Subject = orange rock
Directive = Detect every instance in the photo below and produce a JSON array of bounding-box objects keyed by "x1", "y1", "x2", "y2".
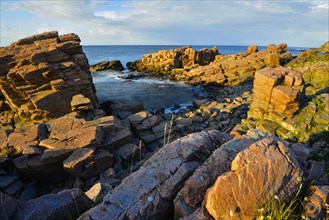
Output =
[{"x1": 0, "y1": 31, "x2": 99, "y2": 122}]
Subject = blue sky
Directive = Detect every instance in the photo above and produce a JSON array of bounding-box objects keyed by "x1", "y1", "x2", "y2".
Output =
[{"x1": 1, "y1": 0, "x2": 328, "y2": 47}]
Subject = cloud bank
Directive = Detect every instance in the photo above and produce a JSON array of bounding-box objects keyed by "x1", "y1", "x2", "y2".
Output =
[{"x1": 1, "y1": 0, "x2": 328, "y2": 47}]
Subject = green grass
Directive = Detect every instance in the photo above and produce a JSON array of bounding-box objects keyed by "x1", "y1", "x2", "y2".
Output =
[{"x1": 256, "y1": 184, "x2": 305, "y2": 220}]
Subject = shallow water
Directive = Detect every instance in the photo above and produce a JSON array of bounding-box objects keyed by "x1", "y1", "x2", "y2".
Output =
[{"x1": 93, "y1": 71, "x2": 204, "y2": 113}]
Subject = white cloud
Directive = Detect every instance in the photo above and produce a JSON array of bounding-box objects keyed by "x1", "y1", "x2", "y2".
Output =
[
  {"x1": 311, "y1": 1, "x2": 329, "y2": 12},
  {"x1": 11, "y1": 0, "x2": 101, "y2": 22},
  {"x1": 1, "y1": 0, "x2": 328, "y2": 46}
]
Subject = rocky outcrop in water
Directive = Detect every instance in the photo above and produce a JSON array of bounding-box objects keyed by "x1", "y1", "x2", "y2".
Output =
[
  {"x1": 90, "y1": 60, "x2": 124, "y2": 72},
  {"x1": 129, "y1": 46, "x2": 219, "y2": 73},
  {"x1": 129, "y1": 43, "x2": 293, "y2": 86},
  {"x1": 0, "y1": 31, "x2": 99, "y2": 126}
]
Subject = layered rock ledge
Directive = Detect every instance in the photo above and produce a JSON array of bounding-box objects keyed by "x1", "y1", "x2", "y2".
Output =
[
  {"x1": 129, "y1": 43, "x2": 292, "y2": 86},
  {"x1": 0, "y1": 31, "x2": 99, "y2": 125}
]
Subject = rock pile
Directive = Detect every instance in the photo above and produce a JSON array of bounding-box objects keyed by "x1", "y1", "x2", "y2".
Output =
[
  {"x1": 0, "y1": 31, "x2": 99, "y2": 125},
  {"x1": 0, "y1": 115, "x2": 132, "y2": 198}
]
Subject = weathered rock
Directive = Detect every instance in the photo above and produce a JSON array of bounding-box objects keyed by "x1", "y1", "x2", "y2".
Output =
[
  {"x1": 248, "y1": 66, "x2": 304, "y2": 120},
  {"x1": 174, "y1": 130, "x2": 264, "y2": 218},
  {"x1": 204, "y1": 137, "x2": 303, "y2": 220},
  {"x1": 90, "y1": 60, "x2": 124, "y2": 72},
  {"x1": 0, "y1": 31, "x2": 99, "y2": 122},
  {"x1": 103, "y1": 127, "x2": 132, "y2": 147},
  {"x1": 101, "y1": 100, "x2": 144, "y2": 116},
  {"x1": 79, "y1": 130, "x2": 230, "y2": 220},
  {"x1": 287, "y1": 41, "x2": 329, "y2": 91},
  {"x1": 13, "y1": 154, "x2": 66, "y2": 182},
  {"x1": 63, "y1": 147, "x2": 95, "y2": 176},
  {"x1": 14, "y1": 188, "x2": 94, "y2": 220},
  {"x1": 85, "y1": 182, "x2": 112, "y2": 204},
  {"x1": 304, "y1": 185, "x2": 329, "y2": 219},
  {"x1": 129, "y1": 44, "x2": 292, "y2": 86}
]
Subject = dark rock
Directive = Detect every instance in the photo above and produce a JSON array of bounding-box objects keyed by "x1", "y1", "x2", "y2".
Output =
[
  {"x1": 90, "y1": 60, "x2": 124, "y2": 72},
  {"x1": 14, "y1": 188, "x2": 94, "y2": 220},
  {"x1": 0, "y1": 192, "x2": 21, "y2": 220},
  {"x1": 0, "y1": 175, "x2": 17, "y2": 190}
]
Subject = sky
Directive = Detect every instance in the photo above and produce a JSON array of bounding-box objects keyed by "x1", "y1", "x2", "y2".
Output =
[{"x1": 0, "y1": 0, "x2": 328, "y2": 47}]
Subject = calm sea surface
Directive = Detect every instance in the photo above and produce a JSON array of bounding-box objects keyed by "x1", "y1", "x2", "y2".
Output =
[{"x1": 83, "y1": 45, "x2": 307, "y2": 112}]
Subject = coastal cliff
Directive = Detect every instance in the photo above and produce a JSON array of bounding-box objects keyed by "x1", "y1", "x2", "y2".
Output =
[{"x1": 0, "y1": 33, "x2": 328, "y2": 220}]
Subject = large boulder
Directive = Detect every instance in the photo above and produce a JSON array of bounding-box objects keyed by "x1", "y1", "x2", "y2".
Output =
[
  {"x1": 204, "y1": 137, "x2": 303, "y2": 220},
  {"x1": 174, "y1": 130, "x2": 268, "y2": 218},
  {"x1": 79, "y1": 130, "x2": 230, "y2": 220},
  {"x1": 0, "y1": 31, "x2": 99, "y2": 123}
]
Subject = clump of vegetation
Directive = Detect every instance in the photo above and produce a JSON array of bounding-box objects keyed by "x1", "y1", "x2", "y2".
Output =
[{"x1": 256, "y1": 184, "x2": 305, "y2": 220}]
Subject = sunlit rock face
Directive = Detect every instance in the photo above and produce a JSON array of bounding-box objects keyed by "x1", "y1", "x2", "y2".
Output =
[{"x1": 0, "y1": 31, "x2": 99, "y2": 123}]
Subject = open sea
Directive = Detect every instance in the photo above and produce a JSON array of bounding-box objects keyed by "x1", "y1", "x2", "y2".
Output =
[{"x1": 83, "y1": 45, "x2": 307, "y2": 112}]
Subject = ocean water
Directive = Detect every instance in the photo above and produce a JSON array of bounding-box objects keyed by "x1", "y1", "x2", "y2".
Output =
[{"x1": 83, "y1": 45, "x2": 307, "y2": 112}]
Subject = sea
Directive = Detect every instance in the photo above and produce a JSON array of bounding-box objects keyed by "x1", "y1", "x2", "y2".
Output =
[{"x1": 83, "y1": 45, "x2": 307, "y2": 113}]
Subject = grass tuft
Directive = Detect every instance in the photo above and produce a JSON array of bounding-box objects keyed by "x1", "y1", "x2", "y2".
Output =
[{"x1": 256, "y1": 183, "x2": 304, "y2": 220}]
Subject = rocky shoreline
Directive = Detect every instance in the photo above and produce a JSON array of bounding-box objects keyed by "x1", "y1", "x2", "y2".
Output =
[{"x1": 0, "y1": 32, "x2": 328, "y2": 220}]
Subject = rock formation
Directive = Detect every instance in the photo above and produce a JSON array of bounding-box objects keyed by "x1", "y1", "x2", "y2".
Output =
[
  {"x1": 0, "y1": 31, "x2": 99, "y2": 124},
  {"x1": 129, "y1": 46, "x2": 219, "y2": 73},
  {"x1": 79, "y1": 130, "x2": 230, "y2": 220},
  {"x1": 287, "y1": 41, "x2": 329, "y2": 92},
  {"x1": 204, "y1": 137, "x2": 302, "y2": 220},
  {"x1": 90, "y1": 60, "x2": 124, "y2": 72},
  {"x1": 129, "y1": 43, "x2": 293, "y2": 86},
  {"x1": 248, "y1": 66, "x2": 304, "y2": 119},
  {"x1": 174, "y1": 130, "x2": 268, "y2": 218}
]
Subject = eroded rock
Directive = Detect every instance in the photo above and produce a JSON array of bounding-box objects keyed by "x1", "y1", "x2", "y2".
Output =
[
  {"x1": 79, "y1": 130, "x2": 230, "y2": 220},
  {"x1": 204, "y1": 137, "x2": 303, "y2": 220},
  {"x1": 0, "y1": 31, "x2": 99, "y2": 123}
]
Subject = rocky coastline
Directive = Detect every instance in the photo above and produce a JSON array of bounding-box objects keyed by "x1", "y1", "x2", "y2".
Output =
[{"x1": 0, "y1": 32, "x2": 328, "y2": 220}]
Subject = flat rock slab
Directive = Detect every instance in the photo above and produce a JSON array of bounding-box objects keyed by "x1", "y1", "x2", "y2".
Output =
[
  {"x1": 79, "y1": 130, "x2": 230, "y2": 220},
  {"x1": 204, "y1": 137, "x2": 303, "y2": 220}
]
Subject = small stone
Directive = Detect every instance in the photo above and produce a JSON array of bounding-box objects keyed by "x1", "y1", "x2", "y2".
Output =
[{"x1": 86, "y1": 182, "x2": 112, "y2": 204}]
